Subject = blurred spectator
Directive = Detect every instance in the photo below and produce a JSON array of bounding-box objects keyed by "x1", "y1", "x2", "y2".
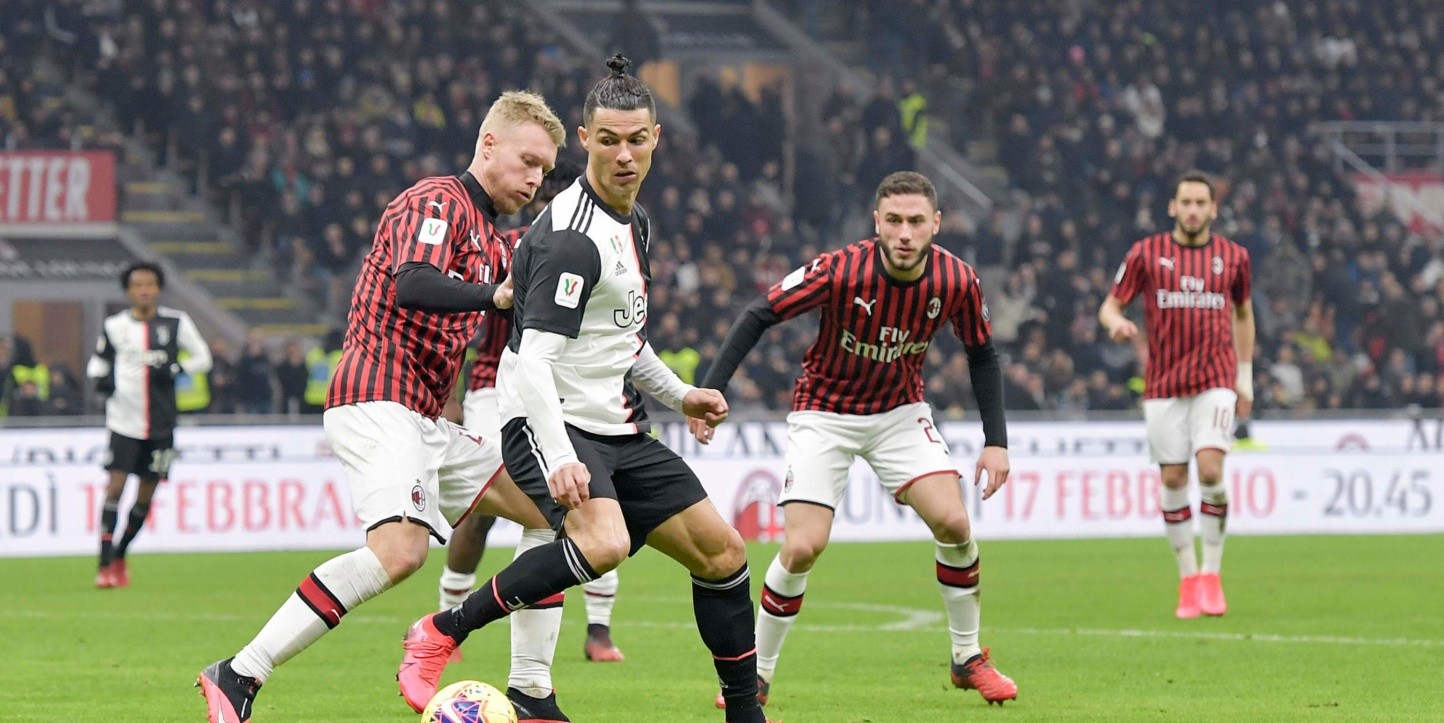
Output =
[
  {"x1": 276, "y1": 339, "x2": 310, "y2": 415},
  {"x1": 44, "y1": 366, "x2": 83, "y2": 416},
  {"x1": 208, "y1": 338, "x2": 237, "y2": 414},
  {"x1": 235, "y1": 330, "x2": 277, "y2": 414}
]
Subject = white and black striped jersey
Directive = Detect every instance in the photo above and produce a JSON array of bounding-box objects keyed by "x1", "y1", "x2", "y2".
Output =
[
  {"x1": 497, "y1": 177, "x2": 656, "y2": 435},
  {"x1": 86, "y1": 307, "x2": 212, "y2": 440}
]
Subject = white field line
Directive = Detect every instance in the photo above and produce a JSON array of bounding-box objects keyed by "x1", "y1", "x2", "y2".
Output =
[{"x1": 4, "y1": 601, "x2": 1439, "y2": 647}]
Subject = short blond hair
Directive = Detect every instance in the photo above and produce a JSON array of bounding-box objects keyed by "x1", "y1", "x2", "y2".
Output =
[{"x1": 478, "y1": 90, "x2": 566, "y2": 148}]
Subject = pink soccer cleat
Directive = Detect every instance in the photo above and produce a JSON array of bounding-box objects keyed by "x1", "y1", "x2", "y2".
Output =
[
  {"x1": 197, "y1": 658, "x2": 260, "y2": 723},
  {"x1": 109, "y1": 559, "x2": 130, "y2": 588},
  {"x1": 583, "y1": 628, "x2": 625, "y2": 662},
  {"x1": 1176, "y1": 574, "x2": 1202, "y2": 619},
  {"x1": 714, "y1": 677, "x2": 770, "y2": 709},
  {"x1": 1197, "y1": 572, "x2": 1227, "y2": 616},
  {"x1": 398, "y1": 614, "x2": 460, "y2": 712},
  {"x1": 950, "y1": 648, "x2": 1018, "y2": 705}
]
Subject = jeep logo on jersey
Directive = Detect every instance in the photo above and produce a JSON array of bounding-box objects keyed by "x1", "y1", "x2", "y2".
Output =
[
  {"x1": 418, "y1": 217, "x2": 448, "y2": 245},
  {"x1": 614, "y1": 289, "x2": 647, "y2": 327},
  {"x1": 411, "y1": 483, "x2": 426, "y2": 511},
  {"x1": 927, "y1": 297, "x2": 941, "y2": 319},
  {"x1": 555, "y1": 272, "x2": 585, "y2": 309}
]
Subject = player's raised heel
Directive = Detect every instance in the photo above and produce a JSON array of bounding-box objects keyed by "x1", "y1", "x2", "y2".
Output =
[
  {"x1": 197, "y1": 657, "x2": 261, "y2": 723},
  {"x1": 1176, "y1": 574, "x2": 1202, "y2": 619},
  {"x1": 1198, "y1": 572, "x2": 1227, "y2": 616},
  {"x1": 950, "y1": 648, "x2": 1018, "y2": 705},
  {"x1": 507, "y1": 686, "x2": 571, "y2": 723},
  {"x1": 583, "y1": 627, "x2": 625, "y2": 662},
  {"x1": 398, "y1": 614, "x2": 460, "y2": 712},
  {"x1": 714, "y1": 677, "x2": 770, "y2": 709}
]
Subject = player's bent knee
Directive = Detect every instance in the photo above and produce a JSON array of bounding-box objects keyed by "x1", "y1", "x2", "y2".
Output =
[
  {"x1": 572, "y1": 529, "x2": 630, "y2": 574},
  {"x1": 781, "y1": 535, "x2": 828, "y2": 570},
  {"x1": 696, "y1": 528, "x2": 748, "y2": 580},
  {"x1": 930, "y1": 510, "x2": 971, "y2": 545}
]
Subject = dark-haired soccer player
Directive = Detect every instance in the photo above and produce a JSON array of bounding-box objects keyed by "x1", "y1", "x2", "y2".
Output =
[
  {"x1": 399, "y1": 56, "x2": 773, "y2": 723},
  {"x1": 439, "y1": 160, "x2": 628, "y2": 702},
  {"x1": 199, "y1": 91, "x2": 566, "y2": 723},
  {"x1": 695, "y1": 171, "x2": 1019, "y2": 707},
  {"x1": 1099, "y1": 170, "x2": 1254, "y2": 619},
  {"x1": 86, "y1": 261, "x2": 212, "y2": 588}
]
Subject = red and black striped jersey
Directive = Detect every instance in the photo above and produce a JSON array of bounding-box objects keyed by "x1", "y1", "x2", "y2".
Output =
[
  {"x1": 1110, "y1": 232, "x2": 1251, "y2": 399},
  {"x1": 767, "y1": 238, "x2": 992, "y2": 415},
  {"x1": 466, "y1": 226, "x2": 524, "y2": 391},
  {"x1": 328, "y1": 173, "x2": 504, "y2": 418}
]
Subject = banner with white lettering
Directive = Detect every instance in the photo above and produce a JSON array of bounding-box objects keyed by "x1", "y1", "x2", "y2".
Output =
[{"x1": 0, "y1": 151, "x2": 117, "y2": 226}]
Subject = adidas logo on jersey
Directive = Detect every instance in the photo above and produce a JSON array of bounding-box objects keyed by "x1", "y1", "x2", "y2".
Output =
[{"x1": 614, "y1": 260, "x2": 627, "y2": 276}]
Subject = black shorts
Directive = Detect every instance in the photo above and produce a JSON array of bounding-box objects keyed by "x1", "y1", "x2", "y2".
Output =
[
  {"x1": 502, "y1": 418, "x2": 709, "y2": 555},
  {"x1": 104, "y1": 432, "x2": 176, "y2": 480}
]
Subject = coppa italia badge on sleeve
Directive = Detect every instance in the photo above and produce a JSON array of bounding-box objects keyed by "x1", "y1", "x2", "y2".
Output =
[
  {"x1": 555, "y1": 272, "x2": 585, "y2": 308},
  {"x1": 417, "y1": 217, "x2": 448, "y2": 245}
]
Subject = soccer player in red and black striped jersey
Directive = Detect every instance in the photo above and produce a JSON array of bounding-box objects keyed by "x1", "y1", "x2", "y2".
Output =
[
  {"x1": 697, "y1": 171, "x2": 1019, "y2": 707},
  {"x1": 1099, "y1": 170, "x2": 1255, "y2": 620},
  {"x1": 438, "y1": 160, "x2": 629, "y2": 683},
  {"x1": 200, "y1": 91, "x2": 569, "y2": 723}
]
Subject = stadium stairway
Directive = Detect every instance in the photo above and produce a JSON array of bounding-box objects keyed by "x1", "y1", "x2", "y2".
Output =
[
  {"x1": 118, "y1": 167, "x2": 331, "y2": 341},
  {"x1": 41, "y1": 50, "x2": 328, "y2": 344}
]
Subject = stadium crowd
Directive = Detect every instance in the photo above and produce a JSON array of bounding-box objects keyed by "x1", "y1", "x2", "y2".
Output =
[{"x1": 2, "y1": 0, "x2": 1443, "y2": 419}]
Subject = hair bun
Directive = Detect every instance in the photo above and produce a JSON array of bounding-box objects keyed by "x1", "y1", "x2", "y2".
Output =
[{"x1": 606, "y1": 54, "x2": 631, "y2": 77}]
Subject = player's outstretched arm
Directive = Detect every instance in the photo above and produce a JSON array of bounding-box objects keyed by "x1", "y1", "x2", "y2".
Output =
[
  {"x1": 1098, "y1": 294, "x2": 1138, "y2": 342},
  {"x1": 965, "y1": 340, "x2": 1010, "y2": 500},
  {"x1": 630, "y1": 342, "x2": 697, "y2": 412},
  {"x1": 698, "y1": 295, "x2": 784, "y2": 397},
  {"x1": 394, "y1": 261, "x2": 506, "y2": 314}
]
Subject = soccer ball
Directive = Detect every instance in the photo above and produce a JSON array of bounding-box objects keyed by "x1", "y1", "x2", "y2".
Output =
[{"x1": 421, "y1": 680, "x2": 517, "y2": 723}]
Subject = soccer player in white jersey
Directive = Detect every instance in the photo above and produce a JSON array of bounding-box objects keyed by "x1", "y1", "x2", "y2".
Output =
[
  {"x1": 398, "y1": 56, "x2": 773, "y2": 723},
  {"x1": 87, "y1": 261, "x2": 212, "y2": 588},
  {"x1": 695, "y1": 172, "x2": 1017, "y2": 707},
  {"x1": 439, "y1": 162, "x2": 628, "y2": 700}
]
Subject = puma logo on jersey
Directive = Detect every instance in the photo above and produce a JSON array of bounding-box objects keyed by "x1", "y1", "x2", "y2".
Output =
[
  {"x1": 853, "y1": 297, "x2": 876, "y2": 315},
  {"x1": 1158, "y1": 257, "x2": 1175, "y2": 269},
  {"x1": 428, "y1": 200, "x2": 447, "y2": 213}
]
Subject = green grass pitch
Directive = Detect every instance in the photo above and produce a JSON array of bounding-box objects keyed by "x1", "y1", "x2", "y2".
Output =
[{"x1": 2, "y1": 535, "x2": 1440, "y2": 721}]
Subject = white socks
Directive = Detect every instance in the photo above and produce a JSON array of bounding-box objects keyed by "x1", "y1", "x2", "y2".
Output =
[
  {"x1": 1161, "y1": 484, "x2": 1199, "y2": 578},
  {"x1": 232, "y1": 547, "x2": 391, "y2": 682},
  {"x1": 584, "y1": 569, "x2": 620, "y2": 627},
  {"x1": 755, "y1": 555, "x2": 809, "y2": 682},
  {"x1": 439, "y1": 566, "x2": 476, "y2": 610},
  {"x1": 1198, "y1": 481, "x2": 1229, "y2": 574},
  {"x1": 508, "y1": 529, "x2": 564, "y2": 699},
  {"x1": 935, "y1": 539, "x2": 982, "y2": 665}
]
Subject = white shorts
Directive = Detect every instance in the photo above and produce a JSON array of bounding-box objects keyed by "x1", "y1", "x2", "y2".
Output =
[
  {"x1": 1142, "y1": 388, "x2": 1237, "y2": 465},
  {"x1": 323, "y1": 401, "x2": 504, "y2": 542},
  {"x1": 462, "y1": 386, "x2": 502, "y2": 439},
  {"x1": 782, "y1": 402, "x2": 958, "y2": 508}
]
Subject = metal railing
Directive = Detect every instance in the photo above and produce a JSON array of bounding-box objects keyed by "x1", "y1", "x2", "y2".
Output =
[{"x1": 1311, "y1": 121, "x2": 1444, "y2": 173}]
